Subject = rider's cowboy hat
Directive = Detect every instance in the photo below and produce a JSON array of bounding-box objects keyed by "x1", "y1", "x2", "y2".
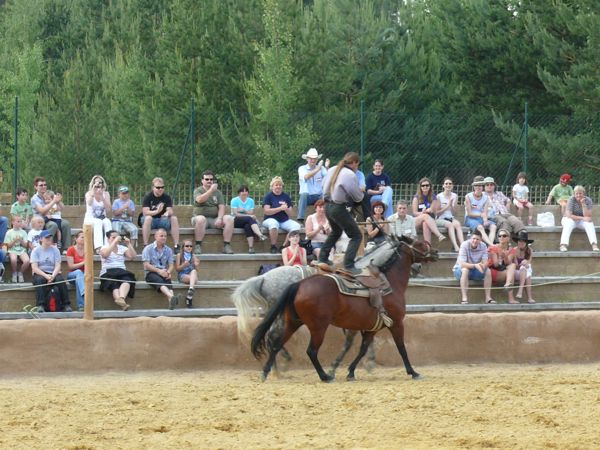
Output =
[{"x1": 302, "y1": 148, "x2": 322, "y2": 160}]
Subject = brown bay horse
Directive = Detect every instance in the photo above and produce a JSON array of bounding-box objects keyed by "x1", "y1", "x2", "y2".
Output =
[{"x1": 251, "y1": 236, "x2": 439, "y2": 382}]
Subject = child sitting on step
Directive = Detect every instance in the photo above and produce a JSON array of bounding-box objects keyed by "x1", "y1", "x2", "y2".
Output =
[{"x1": 175, "y1": 239, "x2": 200, "y2": 308}]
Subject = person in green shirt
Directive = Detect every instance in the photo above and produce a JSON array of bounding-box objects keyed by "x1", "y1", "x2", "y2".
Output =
[
  {"x1": 545, "y1": 173, "x2": 574, "y2": 216},
  {"x1": 10, "y1": 187, "x2": 34, "y2": 230}
]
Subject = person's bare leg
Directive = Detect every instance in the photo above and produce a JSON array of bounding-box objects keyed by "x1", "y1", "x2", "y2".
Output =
[
  {"x1": 170, "y1": 216, "x2": 180, "y2": 245},
  {"x1": 193, "y1": 216, "x2": 207, "y2": 241}
]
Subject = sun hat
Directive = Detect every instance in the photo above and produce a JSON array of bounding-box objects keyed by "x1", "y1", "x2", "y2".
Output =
[
  {"x1": 118, "y1": 185, "x2": 129, "y2": 193},
  {"x1": 471, "y1": 176, "x2": 485, "y2": 186},
  {"x1": 482, "y1": 176, "x2": 496, "y2": 186},
  {"x1": 302, "y1": 148, "x2": 322, "y2": 160},
  {"x1": 513, "y1": 230, "x2": 534, "y2": 244}
]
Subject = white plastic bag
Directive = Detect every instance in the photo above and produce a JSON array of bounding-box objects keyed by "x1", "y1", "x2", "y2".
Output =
[{"x1": 536, "y1": 212, "x2": 555, "y2": 227}]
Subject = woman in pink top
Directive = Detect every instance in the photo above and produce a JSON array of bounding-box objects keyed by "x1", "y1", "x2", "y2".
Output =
[
  {"x1": 281, "y1": 230, "x2": 307, "y2": 266},
  {"x1": 66, "y1": 230, "x2": 85, "y2": 310}
]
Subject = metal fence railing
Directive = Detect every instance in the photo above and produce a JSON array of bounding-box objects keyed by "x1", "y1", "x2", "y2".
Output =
[{"x1": 2, "y1": 97, "x2": 600, "y2": 204}]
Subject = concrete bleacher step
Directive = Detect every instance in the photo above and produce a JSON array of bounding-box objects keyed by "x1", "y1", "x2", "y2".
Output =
[{"x1": 2, "y1": 275, "x2": 599, "y2": 313}]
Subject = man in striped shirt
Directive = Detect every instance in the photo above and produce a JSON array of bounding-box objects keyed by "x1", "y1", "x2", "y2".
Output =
[{"x1": 453, "y1": 230, "x2": 494, "y2": 304}]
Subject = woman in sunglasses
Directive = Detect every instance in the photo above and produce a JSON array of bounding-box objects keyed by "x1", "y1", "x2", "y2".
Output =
[
  {"x1": 436, "y1": 177, "x2": 464, "y2": 252},
  {"x1": 488, "y1": 228, "x2": 518, "y2": 304},
  {"x1": 412, "y1": 177, "x2": 446, "y2": 245},
  {"x1": 175, "y1": 239, "x2": 200, "y2": 308}
]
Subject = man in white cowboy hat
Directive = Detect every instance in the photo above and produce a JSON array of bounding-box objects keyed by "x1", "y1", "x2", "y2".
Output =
[
  {"x1": 483, "y1": 176, "x2": 526, "y2": 237},
  {"x1": 297, "y1": 147, "x2": 330, "y2": 222}
]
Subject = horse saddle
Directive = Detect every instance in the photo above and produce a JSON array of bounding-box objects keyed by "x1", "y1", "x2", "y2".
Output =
[{"x1": 322, "y1": 271, "x2": 392, "y2": 299}]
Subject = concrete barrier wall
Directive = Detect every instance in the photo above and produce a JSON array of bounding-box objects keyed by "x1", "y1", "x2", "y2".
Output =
[{"x1": 1, "y1": 312, "x2": 600, "y2": 376}]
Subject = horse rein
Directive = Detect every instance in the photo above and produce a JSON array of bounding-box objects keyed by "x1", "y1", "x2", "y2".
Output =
[{"x1": 396, "y1": 239, "x2": 433, "y2": 261}]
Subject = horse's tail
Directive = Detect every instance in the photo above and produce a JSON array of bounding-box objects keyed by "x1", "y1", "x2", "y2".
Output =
[
  {"x1": 232, "y1": 275, "x2": 269, "y2": 340},
  {"x1": 251, "y1": 282, "x2": 300, "y2": 359}
]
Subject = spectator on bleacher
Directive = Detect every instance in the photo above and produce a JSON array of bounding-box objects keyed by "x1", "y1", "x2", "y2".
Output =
[
  {"x1": 453, "y1": 229, "x2": 494, "y2": 305},
  {"x1": 30, "y1": 176, "x2": 72, "y2": 251},
  {"x1": 304, "y1": 199, "x2": 331, "y2": 259},
  {"x1": 141, "y1": 177, "x2": 181, "y2": 254},
  {"x1": 175, "y1": 239, "x2": 199, "y2": 308},
  {"x1": 281, "y1": 230, "x2": 307, "y2": 266},
  {"x1": 31, "y1": 230, "x2": 72, "y2": 313},
  {"x1": 316, "y1": 152, "x2": 364, "y2": 274},
  {"x1": 99, "y1": 230, "x2": 137, "y2": 311},
  {"x1": 464, "y1": 176, "x2": 496, "y2": 246},
  {"x1": 297, "y1": 148, "x2": 329, "y2": 223},
  {"x1": 263, "y1": 176, "x2": 301, "y2": 254},
  {"x1": 487, "y1": 228, "x2": 518, "y2": 304},
  {"x1": 66, "y1": 230, "x2": 86, "y2": 310},
  {"x1": 412, "y1": 177, "x2": 446, "y2": 245},
  {"x1": 513, "y1": 230, "x2": 536, "y2": 304},
  {"x1": 84, "y1": 175, "x2": 112, "y2": 252},
  {"x1": 545, "y1": 173, "x2": 573, "y2": 216},
  {"x1": 4, "y1": 215, "x2": 30, "y2": 283},
  {"x1": 192, "y1": 170, "x2": 234, "y2": 255},
  {"x1": 559, "y1": 185, "x2": 599, "y2": 252},
  {"x1": 366, "y1": 159, "x2": 393, "y2": 219},
  {"x1": 436, "y1": 177, "x2": 463, "y2": 252},
  {"x1": 27, "y1": 215, "x2": 45, "y2": 251},
  {"x1": 112, "y1": 185, "x2": 138, "y2": 249},
  {"x1": 10, "y1": 187, "x2": 33, "y2": 230},
  {"x1": 43, "y1": 190, "x2": 63, "y2": 252},
  {"x1": 512, "y1": 172, "x2": 535, "y2": 226},
  {"x1": 366, "y1": 201, "x2": 389, "y2": 247},
  {"x1": 389, "y1": 200, "x2": 417, "y2": 239},
  {"x1": 230, "y1": 185, "x2": 267, "y2": 255},
  {"x1": 142, "y1": 228, "x2": 181, "y2": 309},
  {"x1": 0, "y1": 205, "x2": 8, "y2": 248},
  {"x1": 484, "y1": 177, "x2": 525, "y2": 238},
  {"x1": 353, "y1": 167, "x2": 370, "y2": 222}
]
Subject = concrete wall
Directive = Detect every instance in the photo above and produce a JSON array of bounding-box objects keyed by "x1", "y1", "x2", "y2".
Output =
[{"x1": 1, "y1": 312, "x2": 599, "y2": 376}]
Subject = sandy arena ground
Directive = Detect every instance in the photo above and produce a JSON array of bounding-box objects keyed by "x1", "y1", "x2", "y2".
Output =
[{"x1": 2, "y1": 363, "x2": 599, "y2": 449}]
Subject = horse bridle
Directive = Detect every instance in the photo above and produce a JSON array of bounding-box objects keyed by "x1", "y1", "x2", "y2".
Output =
[{"x1": 395, "y1": 238, "x2": 433, "y2": 261}]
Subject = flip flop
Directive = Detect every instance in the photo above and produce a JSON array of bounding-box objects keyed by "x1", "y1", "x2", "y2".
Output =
[
  {"x1": 508, "y1": 299, "x2": 520, "y2": 304},
  {"x1": 486, "y1": 299, "x2": 496, "y2": 304},
  {"x1": 460, "y1": 300, "x2": 469, "y2": 305},
  {"x1": 528, "y1": 299, "x2": 536, "y2": 304}
]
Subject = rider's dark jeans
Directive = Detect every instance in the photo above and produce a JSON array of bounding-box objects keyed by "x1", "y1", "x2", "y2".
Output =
[{"x1": 318, "y1": 202, "x2": 362, "y2": 269}]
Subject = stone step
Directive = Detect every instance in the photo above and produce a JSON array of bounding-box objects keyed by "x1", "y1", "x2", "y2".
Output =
[
  {"x1": 3, "y1": 246, "x2": 597, "y2": 287},
  {"x1": 1, "y1": 275, "x2": 599, "y2": 313}
]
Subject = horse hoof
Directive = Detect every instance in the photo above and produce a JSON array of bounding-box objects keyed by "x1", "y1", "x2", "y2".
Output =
[
  {"x1": 346, "y1": 375, "x2": 356, "y2": 382},
  {"x1": 260, "y1": 372, "x2": 268, "y2": 382},
  {"x1": 411, "y1": 373, "x2": 423, "y2": 380},
  {"x1": 321, "y1": 375, "x2": 334, "y2": 383}
]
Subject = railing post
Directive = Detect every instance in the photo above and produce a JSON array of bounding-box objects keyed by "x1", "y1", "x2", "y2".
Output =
[
  {"x1": 83, "y1": 224, "x2": 95, "y2": 320},
  {"x1": 524, "y1": 101, "x2": 528, "y2": 174},
  {"x1": 191, "y1": 97, "x2": 196, "y2": 202},
  {"x1": 360, "y1": 100, "x2": 365, "y2": 166},
  {"x1": 13, "y1": 96, "x2": 18, "y2": 200}
]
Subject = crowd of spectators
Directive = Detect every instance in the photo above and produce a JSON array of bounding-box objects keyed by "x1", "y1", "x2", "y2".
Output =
[{"x1": 0, "y1": 157, "x2": 594, "y2": 310}]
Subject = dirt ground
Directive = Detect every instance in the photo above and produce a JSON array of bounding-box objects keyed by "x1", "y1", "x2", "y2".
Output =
[{"x1": 2, "y1": 363, "x2": 599, "y2": 449}]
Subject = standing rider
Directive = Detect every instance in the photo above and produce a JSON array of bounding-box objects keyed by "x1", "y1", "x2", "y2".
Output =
[{"x1": 317, "y1": 152, "x2": 364, "y2": 275}]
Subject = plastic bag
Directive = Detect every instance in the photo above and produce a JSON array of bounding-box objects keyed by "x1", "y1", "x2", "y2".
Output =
[{"x1": 536, "y1": 212, "x2": 555, "y2": 227}]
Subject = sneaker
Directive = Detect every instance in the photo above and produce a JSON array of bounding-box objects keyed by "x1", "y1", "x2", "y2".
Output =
[
  {"x1": 223, "y1": 243, "x2": 234, "y2": 254},
  {"x1": 559, "y1": 244, "x2": 568, "y2": 252},
  {"x1": 36, "y1": 305, "x2": 45, "y2": 313},
  {"x1": 194, "y1": 243, "x2": 202, "y2": 255},
  {"x1": 248, "y1": 247, "x2": 255, "y2": 254},
  {"x1": 64, "y1": 305, "x2": 73, "y2": 312},
  {"x1": 0, "y1": 262, "x2": 4, "y2": 279},
  {"x1": 174, "y1": 244, "x2": 181, "y2": 255},
  {"x1": 17, "y1": 272, "x2": 24, "y2": 283},
  {"x1": 186, "y1": 288, "x2": 194, "y2": 308},
  {"x1": 78, "y1": 306, "x2": 85, "y2": 312},
  {"x1": 169, "y1": 293, "x2": 181, "y2": 310},
  {"x1": 11, "y1": 273, "x2": 18, "y2": 283},
  {"x1": 270, "y1": 245, "x2": 279, "y2": 254}
]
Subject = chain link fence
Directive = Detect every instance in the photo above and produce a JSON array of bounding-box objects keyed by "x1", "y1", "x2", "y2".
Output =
[{"x1": 2, "y1": 98, "x2": 600, "y2": 205}]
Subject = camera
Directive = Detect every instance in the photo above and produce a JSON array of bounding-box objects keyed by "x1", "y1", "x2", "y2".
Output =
[{"x1": 120, "y1": 232, "x2": 130, "y2": 241}]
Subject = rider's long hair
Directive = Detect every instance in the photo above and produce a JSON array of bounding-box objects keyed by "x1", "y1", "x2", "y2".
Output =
[{"x1": 327, "y1": 152, "x2": 360, "y2": 195}]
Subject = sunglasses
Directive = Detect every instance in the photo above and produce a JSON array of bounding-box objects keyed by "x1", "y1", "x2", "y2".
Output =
[
  {"x1": 184, "y1": 244, "x2": 193, "y2": 247},
  {"x1": 154, "y1": 186, "x2": 165, "y2": 189},
  {"x1": 498, "y1": 234, "x2": 509, "y2": 238},
  {"x1": 203, "y1": 178, "x2": 214, "y2": 182},
  {"x1": 421, "y1": 184, "x2": 430, "y2": 187}
]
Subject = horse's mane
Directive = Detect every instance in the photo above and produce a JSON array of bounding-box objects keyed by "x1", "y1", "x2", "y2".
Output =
[{"x1": 355, "y1": 235, "x2": 412, "y2": 271}]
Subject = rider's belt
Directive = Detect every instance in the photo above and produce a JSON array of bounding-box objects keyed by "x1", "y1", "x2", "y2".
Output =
[{"x1": 325, "y1": 199, "x2": 346, "y2": 205}]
